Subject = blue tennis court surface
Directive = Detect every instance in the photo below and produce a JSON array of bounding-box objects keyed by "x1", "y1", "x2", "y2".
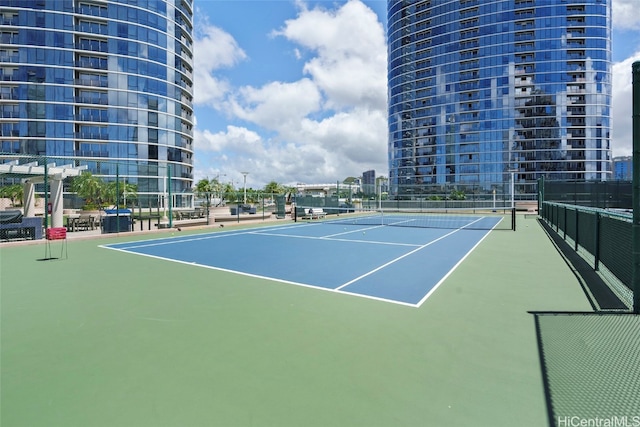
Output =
[{"x1": 102, "y1": 219, "x2": 500, "y2": 307}]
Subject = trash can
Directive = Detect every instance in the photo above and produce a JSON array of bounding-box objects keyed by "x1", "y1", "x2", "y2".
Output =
[{"x1": 102, "y1": 209, "x2": 132, "y2": 233}]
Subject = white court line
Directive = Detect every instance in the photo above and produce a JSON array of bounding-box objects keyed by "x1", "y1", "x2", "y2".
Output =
[
  {"x1": 335, "y1": 216, "x2": 485, "y2": 291},
  {"x1": 320, "y1": 224, "x2": 386, "y2": 238},
  {"x1": 99, "y1": 222, "x2": 317, "y2": 251},
  {"x1": 248, "y1": 230, "x2": 420, "y2": 248},
  {"x1": 413, "y1": 217, "x2": 500, "y2": 307},
  {"x1": 101, "y1": 247, "x2": 419, "y2": 308}
]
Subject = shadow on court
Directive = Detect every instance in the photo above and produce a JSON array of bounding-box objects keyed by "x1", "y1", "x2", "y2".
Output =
[
  {"x1": 538, "y1": 219, "x2": 628, "y2": 311},
  {"x1": 531, "y1": 312, "x2": 640, "y2": 427}
]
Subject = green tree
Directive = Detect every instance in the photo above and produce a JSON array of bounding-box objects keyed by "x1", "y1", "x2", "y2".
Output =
[
  {"x1": 223, "y1": 182, "x2": 237, "y2": 203},
  {"x1": 195, "y1": 177, "x2": 227, "y2": 207},
  {"x1": 282, "y1": 186, "x2": 296, "y2": 203},
  {"x1": 264, "y1": 181, "x2": 283, "y2": 195},
  {"x1": 104, "y1": 181, "x2": 137, "y2": 207},
  {"x1": 449, "y1": 189, "x2": 466, "y2": 200},
  {"x1": 343, "y1": 177, "x2": 358, "y2": 185},
  {"x1": 0, "y1": 184, "x2": 24, "y2": 207},
  {"x1": 194, "y1": 178, "x2": 213, "y2": 207},
  {"x1": 210, "y1": 177, "x2": 225, "y2": 205},
  {"x1": 71, "y1": 172, "x2": 105, "y2": 209}
]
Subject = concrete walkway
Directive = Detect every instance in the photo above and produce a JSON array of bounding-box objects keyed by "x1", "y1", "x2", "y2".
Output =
[{"x1": 0, "y1": 212, "x2": 291, "y2": 246}]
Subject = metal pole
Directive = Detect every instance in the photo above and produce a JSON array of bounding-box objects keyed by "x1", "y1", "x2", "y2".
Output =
[
  {"x1": 168, "y1": 165, "x2": 173, "y2": 228},
  {"x1": 43, "y1": 160, "x2": 48, "y2": 229},
  {"x1": 539, "y1": 175, "x2": 545, "y2": 214},
  {"x1": 632, "y1": 61, "x2": 640, "y2": 313},
  {"x1": 511, "y1": 171, "x2": 515, "y2": 209},
  {"x1": 116, "y1": 163, "x2": 120, "y2": 231}
]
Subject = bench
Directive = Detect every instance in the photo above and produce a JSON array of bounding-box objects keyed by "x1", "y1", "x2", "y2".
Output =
[
  {"x1": 0, "y1": 211, "x2": 43, "y2": 241},
  {"x1": 67, "y1": 214, "x2": 100, "y2": 232},
  {"x1": 303, "y1": 208, "x2": 326, "y2": 220}
]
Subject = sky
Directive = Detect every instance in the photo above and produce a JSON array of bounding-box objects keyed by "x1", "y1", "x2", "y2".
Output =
[{"x1": 191, "y1": 0, "x2": 640, "y2": 190}]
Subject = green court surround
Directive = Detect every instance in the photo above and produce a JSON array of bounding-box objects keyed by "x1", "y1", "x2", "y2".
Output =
[{"x1": 0, "y1": 218, "x2": 605, "y2": 426}]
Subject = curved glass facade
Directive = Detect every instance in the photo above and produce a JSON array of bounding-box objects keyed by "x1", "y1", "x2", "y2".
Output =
[
  {"x1": 0, "y1": 0, "x2": 194, "y2": 207},
  {"x1": 388, "y1": 0, "x2": 611, "y2": 198}
]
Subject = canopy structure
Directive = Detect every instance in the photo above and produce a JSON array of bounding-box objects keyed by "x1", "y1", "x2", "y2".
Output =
[{"x1": 0, "y1": 159, "x2": 87, "y2": 228}]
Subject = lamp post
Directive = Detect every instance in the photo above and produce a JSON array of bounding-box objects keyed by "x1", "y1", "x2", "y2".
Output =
[{"x1": 241, "y1": 172, "x2": 249, "y2": 205}]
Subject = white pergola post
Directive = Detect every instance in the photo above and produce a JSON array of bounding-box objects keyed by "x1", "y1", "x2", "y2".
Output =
[
  {"x1": 50, "y1": 177, "x2": 64, "y2": 228},
  {"x1": 23, "y1": 180, "x2": 36, "y2": 217}
]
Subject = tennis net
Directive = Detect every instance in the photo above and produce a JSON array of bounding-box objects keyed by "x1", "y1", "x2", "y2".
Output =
[{"x1": 294, "y1": 206, "x2": 516, "y2": 231}]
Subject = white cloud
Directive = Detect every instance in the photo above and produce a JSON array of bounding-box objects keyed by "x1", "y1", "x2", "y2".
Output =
[
  {"x1": 193, "y1": 109, "x2": 387, "y2": 187},
  {"x1": 613, "y1": 0, "x2": 640, "y2": 30},
  {"x1": 228, "y1": 79, "x2": 323, "y2": 131},
  {"x1": 192, "y1": 0, "x2": 389, "y2": 187},
  {"x1": 194, "y1": 125, "x2": 262, "y2": 153},
  {"x1": 274, "y1": 0, "x2": 387, "y2": 111},
  {"x1": 611, "y1": 51, "x2": 640, "y2": 157},
  {"x1": 192, "y1": 22, "x2": 247, "y2": 106}
]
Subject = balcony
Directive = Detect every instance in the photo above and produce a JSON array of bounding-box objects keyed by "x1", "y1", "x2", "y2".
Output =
[
  {"x1": 76, "y1": 78, "x2": 108, "y2": 88},
  {"x1": 75, "y1": 131, "x2": 109, "y2": 140}
]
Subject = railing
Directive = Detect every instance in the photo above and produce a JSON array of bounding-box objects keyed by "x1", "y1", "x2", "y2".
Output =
[{"x1": 541, "y1": 202, "x2": 633, "y2": 308}]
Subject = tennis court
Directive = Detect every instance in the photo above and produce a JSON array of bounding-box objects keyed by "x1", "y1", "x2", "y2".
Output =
[
  {"x1": 102, "y1": 212, "x2": 504, "y2": 306},
  {"x1": 2, "y1": 215, "x2": 607, "y2": 426}
]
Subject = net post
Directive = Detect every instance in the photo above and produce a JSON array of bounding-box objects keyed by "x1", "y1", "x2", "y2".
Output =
[{"x1": 512, "y1": 207, "x2": 516, "y2": 231}]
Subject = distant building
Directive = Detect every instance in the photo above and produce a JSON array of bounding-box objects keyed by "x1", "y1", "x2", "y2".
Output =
[
  {"x1": 613, "y1": 156, "x2": 632, "y2": 180},
  {"x1": 362, "y1": 170, "x2": 376, "y2": 195},
  {"x1": 387, "y1": 0, "x2": 612, "y2": 199}
]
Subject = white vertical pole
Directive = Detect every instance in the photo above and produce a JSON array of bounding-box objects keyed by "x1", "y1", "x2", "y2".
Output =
[
  {"x1": 510, "y1": 171, "x2": 515, "y2": 209},
  {"x1": 241, "y1": 172, "x2": 249, "y2": 204}
]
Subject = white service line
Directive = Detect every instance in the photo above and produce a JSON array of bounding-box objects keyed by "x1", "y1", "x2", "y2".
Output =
[
  {"x1": 320, "y1": 224, "x2": 386, "y2": 238},
  {"x1": 249, "y1": 231, "x2": 420, "y2": 247}
]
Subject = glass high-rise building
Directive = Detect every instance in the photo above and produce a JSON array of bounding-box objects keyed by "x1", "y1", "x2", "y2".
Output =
[
  {"x1": 362, "y1": 169, "x2": 376, "y2": 196},
  {"x1": 613, "y1": 156, "x2": 632, "y2": 180},
  {"x1": 0, "y1": 0, "x2": 194, "y2": 207},
  {"x1": 387, "y1": 0, "x2": 612, "y2": 199}
]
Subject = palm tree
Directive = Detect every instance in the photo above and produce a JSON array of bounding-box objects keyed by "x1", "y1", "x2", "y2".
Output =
[
  {"x1": 283, "y1": 185, "x2": 296, "y2": 204},
  {"x1": 223, "y1": 182, "x2": 237, "y2": 203},
  {"x1": 0, "y1": 184, "x2": 24, "y2": 207},
  {"x1": 71, "y1": 172, "x2": 105, "y2": 209},
  {"x1": 104, "y1": 181, "x2": 138, "y2": 207},
  {"x1": 264, "y1": 181, "x2": 283, "y2": 195},
  {"x1": 210, "y1": 177, "x2": 225, "y2": 206},
  {"x1": 194, "y1": 178, "x2": 214, "y2": 208}
]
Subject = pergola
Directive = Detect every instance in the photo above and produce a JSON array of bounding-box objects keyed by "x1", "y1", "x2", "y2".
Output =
[{"x1": 0, "y1": 159, "x2": 87, "y2": 228}]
